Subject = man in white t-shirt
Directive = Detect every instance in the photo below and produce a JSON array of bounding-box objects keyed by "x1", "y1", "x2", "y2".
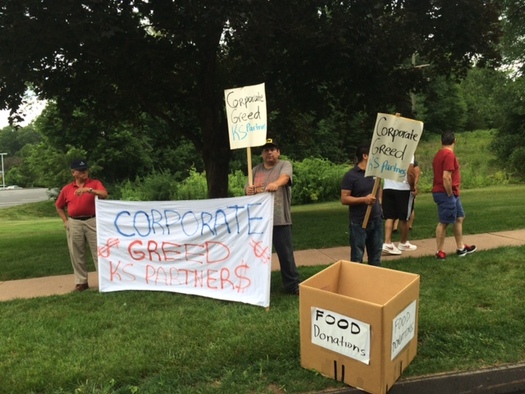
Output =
[{"x1": 381, "y1": 156, "x2": 417, "y2": 255}]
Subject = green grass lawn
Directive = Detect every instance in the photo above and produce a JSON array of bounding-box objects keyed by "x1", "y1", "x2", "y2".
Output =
[{"x1": 1, "y1": 184, "x2": 525, "y2": 393}]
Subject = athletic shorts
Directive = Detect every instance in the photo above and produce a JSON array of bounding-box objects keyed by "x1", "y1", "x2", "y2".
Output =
[
  {"x1": 433, "y1": 193, "x2": 465, "y2": 224},
  {"x1": 382, "y1": 189, "x2": 413, "y2": 220}
]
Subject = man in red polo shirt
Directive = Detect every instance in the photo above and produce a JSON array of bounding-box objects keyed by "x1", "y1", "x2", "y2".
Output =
[
  {"x1": 432, "y1": 132, "x2": 476, "y2": 260},
  {"x1": 56, "y1": 159, "x2": 108, "y2": 291}
]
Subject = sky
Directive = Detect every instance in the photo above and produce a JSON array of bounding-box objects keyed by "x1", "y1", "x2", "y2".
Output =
[{"x1": 0, "y1": 99, "x2": 47, "y2": 128}]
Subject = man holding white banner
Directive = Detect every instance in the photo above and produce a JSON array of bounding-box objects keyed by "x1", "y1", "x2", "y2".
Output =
[{"x1": 245, "y1": 138, "x2": 300, "y2": 295}]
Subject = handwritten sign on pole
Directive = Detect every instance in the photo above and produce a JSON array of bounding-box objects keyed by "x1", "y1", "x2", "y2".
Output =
[
  {"x1": 224, "y1": 83, "x2": 267, "y2": 149},
  {"x1": 96, "y1": 193, "x2": 274, "y2": 308},
  {"x1": 365, "y1": 113, "x2": 424, "y2": 182}
]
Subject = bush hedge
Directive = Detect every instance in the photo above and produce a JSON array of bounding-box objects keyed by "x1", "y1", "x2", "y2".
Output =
[{"x1": 115, "y1": 159, "x2": 350, "y2": 205}]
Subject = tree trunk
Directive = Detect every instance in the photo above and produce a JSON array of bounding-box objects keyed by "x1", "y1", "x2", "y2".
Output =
[{"x1": 200, "y1": 100, "x2": 231, "y2": 199}]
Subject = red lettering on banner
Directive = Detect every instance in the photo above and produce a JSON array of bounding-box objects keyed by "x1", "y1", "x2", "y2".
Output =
[
  {"x1": 128, "y1": 239, "x2": 231, "y2": 264},
  {"x1": 207, "y1": 269, "x2": 218, "y2": 289},
  {"x1": 184, "y1": 243, "x2": 205, "y2": 264},
  {"x1": 129, "y1": 240, "x2": 146, "y2": 260},
  {"x1": 98, "y1": 238, "x2": 120, "y2": 258},
  {"x1": 147, "y1": 240, "x2": 162, "y2": 262},
  {"x1": 109, "y1": 261, "x2": 136, "y2": 282},
  {"x1": 109, "y1": 261, "x2": 122, "y2": 281},
  {"x1": 195, "y1": 268, "x2": 204, "y2": 287},
  {"x1": 162, "y1": 241, "x2": 182, "y2": 261},
  {"x1": 220, "y1": 268, "x2": 234, "y2": 289},
  {"x1": 134, "y1": 264, "x2": 251, "y2": 291}
]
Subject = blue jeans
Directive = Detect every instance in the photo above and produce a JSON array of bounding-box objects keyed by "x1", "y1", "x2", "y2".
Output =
[
  {"x1": 273, "y1": 225, "x2": 301, "y2": 293},
  {"x1": 349, "y1": 217, "x2": 383, "y2": 266}
]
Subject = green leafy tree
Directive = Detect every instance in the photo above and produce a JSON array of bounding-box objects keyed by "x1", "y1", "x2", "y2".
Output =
[
  {"x1": 500, "y1": 0, "x2": 525, "y2": 74},
  {"x1": 492, "y1": 0, "x2": 525, "y2": 176},
  {"x1": 459, "y1": 68, "x2": 509, "y2": 130},
  {"x1": 0, "y1": 124, "x2": 41, "y2": 156},
  {"x1": 31, "y1": 103, "x2": 203, "y2": 186},
  {"x1": 418, "y1": 76, "x2": 467, "y2": 133},
  {"x1": 494, "y1": 76, "x2": 525, "y2": 178},
  {"x1": 0, "y1": 0, "x2": 502, "y2": 197}
]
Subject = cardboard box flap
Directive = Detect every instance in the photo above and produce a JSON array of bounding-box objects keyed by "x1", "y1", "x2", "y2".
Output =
[
  {"x1": 300, "y1": 261, "x2": 343, "y2": 293},
  {"x1": 337, "y1": 261, "x2": 418, "y2": 304}
]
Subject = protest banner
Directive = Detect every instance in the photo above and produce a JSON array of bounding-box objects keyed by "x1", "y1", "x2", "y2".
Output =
[
  {"x1": 362, "y1": 113, "x2": 424, "y2": 228},
  {"x1": 96, "y1": 193, "x2": 274, "y2": 308},
  {"x1": 224, "y1": 82, "x2": 267, "y2": 185}
]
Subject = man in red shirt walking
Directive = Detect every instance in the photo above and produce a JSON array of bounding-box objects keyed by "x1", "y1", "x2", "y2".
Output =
[
  {"x1": 56, "y1": 159, "x2": 108, "y2": 291},
  {"x1": 432, "y1": 132, "x2": 476, "y2": 260}
]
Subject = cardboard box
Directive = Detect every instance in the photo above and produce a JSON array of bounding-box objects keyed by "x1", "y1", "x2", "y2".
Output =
[{"x1": 300, "y1": 260, "x2": 420, "y2": 394}]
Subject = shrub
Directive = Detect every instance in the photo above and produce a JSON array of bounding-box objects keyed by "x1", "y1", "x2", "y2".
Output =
[
  {"x1": 119, "y1": 171, "x2": 178, "y2": 201},
  {"x1": 175, "y1": 168, "x2": 208, "y2": 200},
  {"x1": 228, "y1": 170, "x2": 248, "y2": 197},
  {"x1": 292, "y1": 158, "x2": 348, "y2": 205}
]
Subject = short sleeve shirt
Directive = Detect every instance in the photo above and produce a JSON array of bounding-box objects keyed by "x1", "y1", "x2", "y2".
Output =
[
  {"x1": 432, "y1": 148, "x2": 460, "y2": 196},
  {"x1": 55, "y1": 178, "x2": 106, "y2": 217},
  {"x1": 252, "y1": 160, "x2": 293, "y2": 226},
  {"x1": 341, "y1": 165, "x2": 381, "y2": 224}
]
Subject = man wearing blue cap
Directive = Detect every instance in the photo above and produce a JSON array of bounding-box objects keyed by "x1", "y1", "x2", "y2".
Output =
[{"x1": 56, "y1": 159, "x2": 108, "y2": 291}]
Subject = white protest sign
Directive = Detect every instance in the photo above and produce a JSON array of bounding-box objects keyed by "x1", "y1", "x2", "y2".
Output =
[
  {"x1": 224, "y1": 83, "x2": 267, "y2": 149},
  {"x1": 96, "y1": 193, "x2": 274, "y2": 308},
  {"x1": 391, "y1": 300, "x2": 417, "y2": 360},
  {"x1": 365, "y1": 113, "x2": 423, "y2": 182},
  {"x1": 311, "y1": 307, "x2": 371, "y2": 365}
]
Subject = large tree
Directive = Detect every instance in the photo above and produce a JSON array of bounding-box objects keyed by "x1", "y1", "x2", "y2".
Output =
[{"x1": 0, "y1": 0, "x2": 502, "y2": 197}]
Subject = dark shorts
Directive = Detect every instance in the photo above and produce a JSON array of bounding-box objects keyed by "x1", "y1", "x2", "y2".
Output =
[
  {"x1": 433, "y1": 193, "x2": 465, "y2": 224},
  {"x1": 382, "y1": 189, "x2": 413, "y2": 220}
]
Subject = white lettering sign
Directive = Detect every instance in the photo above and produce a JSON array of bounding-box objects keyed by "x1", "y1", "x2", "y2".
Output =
[
  {"x1": 365, "y1": 113, "x2": 424, "y2": 182},
  {"x1": 224, "y1": 83, "x2": 268, "y2": 149},
  {"x1": 391, "y1": 300, "x2": 417, "y2": 360},
  {"x1": 96, "y1": 194, "x2": 274, "y2": 308},
  {"x1": 311, "y1": 307, "x2": 371, "y2": 365}
]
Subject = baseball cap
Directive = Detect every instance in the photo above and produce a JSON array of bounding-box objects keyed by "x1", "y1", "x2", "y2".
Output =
[
  {"x1": 262, "y1": 138, "x2": 279, "y2": 149},
  {"x1": 70, "y1": 159, "x2": 89, "y2": 170}
]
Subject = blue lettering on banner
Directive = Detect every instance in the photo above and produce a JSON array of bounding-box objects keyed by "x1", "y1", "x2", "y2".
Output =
[{"x1": 113, "y1": 204, "x2": 263, "y2": 238}]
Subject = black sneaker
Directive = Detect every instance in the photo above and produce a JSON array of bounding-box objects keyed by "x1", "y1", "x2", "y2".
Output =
[{"x1": 457, "y1": 244, "x2": 477, "y2": 257}]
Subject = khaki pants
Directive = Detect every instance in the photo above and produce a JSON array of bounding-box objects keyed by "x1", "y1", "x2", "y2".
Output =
[{"x1": 66, "y1": 217, "x2": 98, "y2": 285}]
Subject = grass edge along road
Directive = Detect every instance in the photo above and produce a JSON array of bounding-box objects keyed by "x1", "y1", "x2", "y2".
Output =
[{"x1": 1, "y1": 185, "x2": 525, "y2": 393}]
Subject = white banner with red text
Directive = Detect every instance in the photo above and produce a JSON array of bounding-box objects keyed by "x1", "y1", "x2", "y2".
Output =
[{"x1": 96, "y1": 193, "x2": 274, "y2": 307}]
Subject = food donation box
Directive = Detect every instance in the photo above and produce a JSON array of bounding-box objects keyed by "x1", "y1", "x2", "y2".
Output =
[{"x1": 300, "y1": 260, "x2": 420, "y2": 394}]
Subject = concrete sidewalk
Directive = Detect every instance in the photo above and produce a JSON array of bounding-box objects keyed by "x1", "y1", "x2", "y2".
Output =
[{"x1": 1, "y1": 229, "x2": 524, "y2": 302}]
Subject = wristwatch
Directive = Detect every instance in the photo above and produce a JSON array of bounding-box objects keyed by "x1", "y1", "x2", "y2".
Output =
[{"x1": 89, "y1": 188, "x2": 93, "y2": 194}]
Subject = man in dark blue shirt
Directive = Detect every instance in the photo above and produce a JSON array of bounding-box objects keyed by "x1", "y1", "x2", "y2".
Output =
[{"x1": 341, "y1": 143, "x2": 383, "y2": 266}]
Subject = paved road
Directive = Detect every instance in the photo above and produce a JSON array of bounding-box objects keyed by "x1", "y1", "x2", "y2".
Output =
[{"x1": 0, "y1": 188, "x2": 50, "y2": 208}]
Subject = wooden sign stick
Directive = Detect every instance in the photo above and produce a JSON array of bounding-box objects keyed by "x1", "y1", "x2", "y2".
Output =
[
  {"x1": 247, "y1": 147, "x2": 253, "y2": 186},
  {"x1": 361, "y1": 177, "x2": 381, "y2": 229}
]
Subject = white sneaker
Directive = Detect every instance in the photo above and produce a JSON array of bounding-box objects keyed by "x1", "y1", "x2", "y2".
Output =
[
  {"x1": 382, "y1": 243, "x2": 402, "y2": 255},
  {"x1": 398, "y1": 241, "x2": 417, "y2": 251}
]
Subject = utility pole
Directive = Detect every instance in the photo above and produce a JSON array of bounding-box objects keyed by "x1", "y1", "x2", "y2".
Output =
[{"x1": 0, "y1": 153, "x2": 6, "y2": 189}]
